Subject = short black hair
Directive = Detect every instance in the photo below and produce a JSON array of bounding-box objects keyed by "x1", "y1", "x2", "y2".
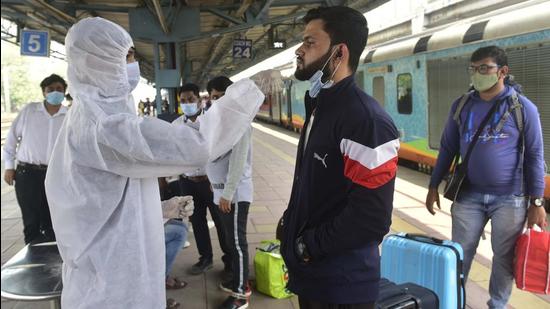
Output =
[
  {"x1": 40, "y1": 74, "x2": 67, "y2": 92},
  {"x1": 471, "y1": 46, "x2": 508, "y2": 67},
  {"x1": 302, "y1": 6, "x2": 369, "y2": 73},
  {"x1": 207, "y1": 76, "x2": 233, "y2": 94},
  {"x1": 179, "y1": 83, "x2": 200, "y2": 97}
]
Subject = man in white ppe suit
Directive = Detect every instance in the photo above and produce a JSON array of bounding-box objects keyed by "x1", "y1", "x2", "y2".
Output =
[{"x1": 44, "y1": 17, "x2": 263, "y2": 309}]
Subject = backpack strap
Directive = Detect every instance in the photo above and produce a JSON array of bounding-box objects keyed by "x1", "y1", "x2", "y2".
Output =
[
  {"x1": 511, "y1": 92, "x2": 524, "y2": 134},
  {"x1": 494, "y1": 92, "x2": 523, "y2": 133},
  {"x1": 453, "y1": 92, "x2": 473, "y2": 128}
]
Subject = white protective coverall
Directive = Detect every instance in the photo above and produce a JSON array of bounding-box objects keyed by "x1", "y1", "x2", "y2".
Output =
[{"x1": 44, "y1": 17, "x2": 263, "y2": 309}]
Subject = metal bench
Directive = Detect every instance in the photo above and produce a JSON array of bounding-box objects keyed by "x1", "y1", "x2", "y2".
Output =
[{"x1": 1, "y1": 241, "x2": 62, "y2": 309}]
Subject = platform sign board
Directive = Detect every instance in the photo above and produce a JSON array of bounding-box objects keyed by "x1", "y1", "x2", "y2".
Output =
[
  {"x1": 20, "y1": 30, "x2": 50, "y2": 57},
  {"x1": 233, "y1": 39, "x2": 252, "y2": 59}
]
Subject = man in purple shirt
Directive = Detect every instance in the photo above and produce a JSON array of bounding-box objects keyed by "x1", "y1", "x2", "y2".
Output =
[{"x1": 426, "y1": 46, "x2": 546, "y2": 309}]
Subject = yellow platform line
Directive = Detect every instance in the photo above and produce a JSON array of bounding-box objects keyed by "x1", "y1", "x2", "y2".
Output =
[{"x1": 390, "y1": 215, "x2": 548, "y2": 309}]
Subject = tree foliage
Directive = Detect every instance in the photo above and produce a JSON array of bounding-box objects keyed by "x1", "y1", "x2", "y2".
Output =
[{"x1": 1, "y1": 41, "x2": 44, "y2": 112}]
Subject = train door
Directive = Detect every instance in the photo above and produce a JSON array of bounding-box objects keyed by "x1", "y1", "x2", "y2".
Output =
[
  {"x1": 355, "y1": 69, "x2": 366, "y2": 91},
  {"x1": 290, "y1": 80, "x2": 308, "y2": 130},
  {"x1": 272, "y1": 90, "x2": 281, "y2": 124},
  {"x1": 280, "y1": 80, "x2": 292, "y2": 128},
  {"x1": 426, "y1": 56, "x2": 470, "y2": 149},
  {"x1": 372, "y1": 76, "x2": 385, "y2": 107}
]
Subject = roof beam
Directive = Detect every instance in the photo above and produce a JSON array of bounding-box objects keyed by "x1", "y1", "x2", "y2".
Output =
[
  {"x1": 181, "y1": 10, "x2": 307, "y2": 43},
  {"x1": 31, "y1": 0, "x2": 76, "y2": 23},
  {"x1": 1, "y1": 0, "x2": 133, "y2": 13},
  {"x1": 196, "y1": 0, "x2": 257, "y2": 84},
  {"x1": 203, "y1": 8, "x2": 244, "y2": 25},
  {"x1": 150, "y1": 0, "x2": 169, "y2": 33}
]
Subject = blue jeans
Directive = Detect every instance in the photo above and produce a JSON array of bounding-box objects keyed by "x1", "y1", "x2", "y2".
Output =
[
  {"x1": 165, "y1": 219, "x2": 188, "y2": 277},
  {"x1": 451, "y1": 190, "x2": 527, "y2": 309}
]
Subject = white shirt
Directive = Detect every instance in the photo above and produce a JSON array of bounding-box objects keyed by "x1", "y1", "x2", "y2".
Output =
[
  {"x1": 3, "y1": 102, "x2": 67, "y2": 169},
  {"x1": 173, "y1": 113, "x2": 207, "y2": 178},
  {"x1": 304, "y1": 114, "x2": 315, "y2": 149}
]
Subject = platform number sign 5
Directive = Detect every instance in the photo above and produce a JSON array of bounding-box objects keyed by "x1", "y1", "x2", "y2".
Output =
[
  {"x1": 20, "y1": 30, "x2": 50, "y2": 57},
  {"x1": 233, "y1": 39, "x2": 252, "y2": 59}
]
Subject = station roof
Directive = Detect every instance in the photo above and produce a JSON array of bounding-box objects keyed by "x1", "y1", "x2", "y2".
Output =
[{"x1": 1, "y1": 0, "x2": 387, "y2": 87}]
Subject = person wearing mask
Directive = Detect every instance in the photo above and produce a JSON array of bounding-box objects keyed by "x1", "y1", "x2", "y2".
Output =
[
  {"x1": 3, "y1": 73, "x2": 68, "y2": 244},
  {"x1": 206, "y1": 76, "x2": 254, "y2": 309},
  {"x1": 279, "y1": 7, "x2": 399, "y2": 309},
  {"x1": 426, "y1": 46, "x2": 546, "y2": 309},
  {"x1": 44, "y1": 17, "x2": 263, "y2": 309},
  {"x1": 174, "y1": 83, "x2": 233, "y2": 277}
]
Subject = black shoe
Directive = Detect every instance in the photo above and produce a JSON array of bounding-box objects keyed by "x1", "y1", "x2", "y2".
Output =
[
  {"x1": 219, "y1": 280, "x2": 252, "y2": 297},
  {"x1": 218, "y1": 296, "x2": 248, "y2": 309},
  {"x1": 189, "y1": 259, "x2": 213, "y2": 275}
]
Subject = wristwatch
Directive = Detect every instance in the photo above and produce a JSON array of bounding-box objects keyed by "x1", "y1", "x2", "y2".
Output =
[{"x1": 530, "y1": 197, "x2": 544, "y2": 207}]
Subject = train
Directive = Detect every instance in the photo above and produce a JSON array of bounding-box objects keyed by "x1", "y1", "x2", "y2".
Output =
[{"x1": 254, "y1": 1, "x2": 550, "y2": 198}]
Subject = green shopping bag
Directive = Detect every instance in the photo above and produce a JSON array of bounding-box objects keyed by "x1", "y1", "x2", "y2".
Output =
[{"x1": 254, "y1": 239, "x2": 293, "y2": 299}]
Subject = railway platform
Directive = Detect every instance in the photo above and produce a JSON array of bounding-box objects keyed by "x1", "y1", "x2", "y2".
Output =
[{"x1": 1, "y1": 121, "x2": 549, "y2": 309}]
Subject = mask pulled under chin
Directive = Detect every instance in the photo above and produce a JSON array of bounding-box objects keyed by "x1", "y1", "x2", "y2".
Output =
[
  {"x1": 127, "y1": 62, "x2": 140, "y2": 92},
  {"x1": 307, "y1": 48, "x2": 341, "y2": 98}
]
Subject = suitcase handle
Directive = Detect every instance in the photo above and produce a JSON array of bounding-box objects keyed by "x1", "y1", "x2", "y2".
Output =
[{"x1": 403, "y1": 233, "x2": 444, "y2": 244}]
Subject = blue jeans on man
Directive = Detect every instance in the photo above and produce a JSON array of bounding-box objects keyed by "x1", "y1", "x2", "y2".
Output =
[
  {"x1": 165, "y1": 219, "x2": 188, "y2": 277},
  {"x1": 452, "y1": 190, "x2": 527, "y2": 309}
]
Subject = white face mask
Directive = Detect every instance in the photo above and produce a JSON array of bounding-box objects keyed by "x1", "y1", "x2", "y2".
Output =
[{"x1": 127, "y1": 62, "x2": 140, "y2": 92}]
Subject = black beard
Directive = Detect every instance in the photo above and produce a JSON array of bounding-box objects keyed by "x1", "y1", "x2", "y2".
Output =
[{"x1": 294, "y1": 49, "x2": 333, "y2": 81}]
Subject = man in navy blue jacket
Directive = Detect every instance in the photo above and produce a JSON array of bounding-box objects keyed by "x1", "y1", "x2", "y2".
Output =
[
  {"x1": 426, "y1": 46, "x2": 546, "y2": 309},
  {"x1": 279, "y1": 6, "x2": 399, "y2": 309}
]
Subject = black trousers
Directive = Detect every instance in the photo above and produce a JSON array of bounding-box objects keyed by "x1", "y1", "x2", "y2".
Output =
[
  {"x1": 298, "y1": 297, "x2": 375, "y2": 309},
  {"x1": 14, "y1": 165, "x2": 55, "y2": 244},
  {"x1": 180, "y1": 178, "x2": 231, "y2": 267},
  {"x1": 219, "y1": 201, "x2": 250, "y2": 295}
]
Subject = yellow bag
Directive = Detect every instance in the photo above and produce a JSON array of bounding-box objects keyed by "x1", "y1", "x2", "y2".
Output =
[{"x1": 254, "y1": 240, "x2": 293, "y2": 299}]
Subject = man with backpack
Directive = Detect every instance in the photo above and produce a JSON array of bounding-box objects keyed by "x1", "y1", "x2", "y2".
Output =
[{"x1": 426, "y1": 46, "x2": 546, "y2": 309}]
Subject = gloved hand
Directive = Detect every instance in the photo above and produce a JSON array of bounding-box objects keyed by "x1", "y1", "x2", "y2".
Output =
[
  {"x1": 161, "y1": 196, "x2": 193, "y2": 219},
  {"x1": 179, "y1": 199, "x2": 194, "y2": 219}
]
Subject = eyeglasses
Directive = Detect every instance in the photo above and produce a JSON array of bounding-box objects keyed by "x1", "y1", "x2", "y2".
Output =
[{"x1": 467, "y1": 64, "x2": 500, "y2": 75}]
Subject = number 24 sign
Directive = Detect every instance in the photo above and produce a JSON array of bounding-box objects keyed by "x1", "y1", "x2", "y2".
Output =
[
  {"x1": 20, "y1": 30, "x2": 50, "y2": 57},
  {"x1": 233, "y1": 39, "x2": 252, "y2": 59}
]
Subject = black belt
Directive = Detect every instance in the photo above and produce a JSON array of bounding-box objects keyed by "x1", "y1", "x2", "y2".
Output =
[
  {"x1": 18, "y1": 162, "x2": 48, "y2": 171},
  {"x1": 182, "y1": 175, "x2": 209, "y2": 183}
]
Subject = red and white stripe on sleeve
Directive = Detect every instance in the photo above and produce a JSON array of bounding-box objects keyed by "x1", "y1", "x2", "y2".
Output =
[{"x1": 340, "y1": 138, "x2": 400, "y2": 189}]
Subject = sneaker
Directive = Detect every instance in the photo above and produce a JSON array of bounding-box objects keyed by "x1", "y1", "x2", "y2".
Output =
[
  {"x1": 218, "y1": 296, "x2": 248, "y2": 309},
  {"x1": 219, "y1": 280, "x2": 252, "y2": 297},
  {"x1": 183, "y1": 241, "x2": 191, "y2": 249},
  {"x1": 188, "y1": 259, "x2": 213, "y2": 275}
]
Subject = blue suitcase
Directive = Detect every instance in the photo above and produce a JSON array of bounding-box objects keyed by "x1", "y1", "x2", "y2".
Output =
[{"x1": 381, "y1": 233, "x2": 465, "y2": 309}]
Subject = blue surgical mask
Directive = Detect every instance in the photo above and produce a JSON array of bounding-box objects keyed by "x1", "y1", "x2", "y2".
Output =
[
  {"x1": 308, "y1": 47, "x2": 342, "y2": 98},
  {"x1": 181, "y1": 103, "x2": 199, "y2": 116},
  {"x1": 45, "y1": 91, "x2": 65, "y2": 105}
]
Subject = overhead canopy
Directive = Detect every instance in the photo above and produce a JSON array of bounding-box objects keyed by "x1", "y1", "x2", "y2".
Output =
[{"x1": 1, "y1": 0, "x2": 388, "y2": 87}]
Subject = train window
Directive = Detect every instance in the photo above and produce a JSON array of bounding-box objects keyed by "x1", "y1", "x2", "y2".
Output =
[
  {"x1": 372, "y1": 76, "x2": 385, "y2": 107},
  {"x1": 397, "y1": 73, "x2": 413, "y2": 114}
]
